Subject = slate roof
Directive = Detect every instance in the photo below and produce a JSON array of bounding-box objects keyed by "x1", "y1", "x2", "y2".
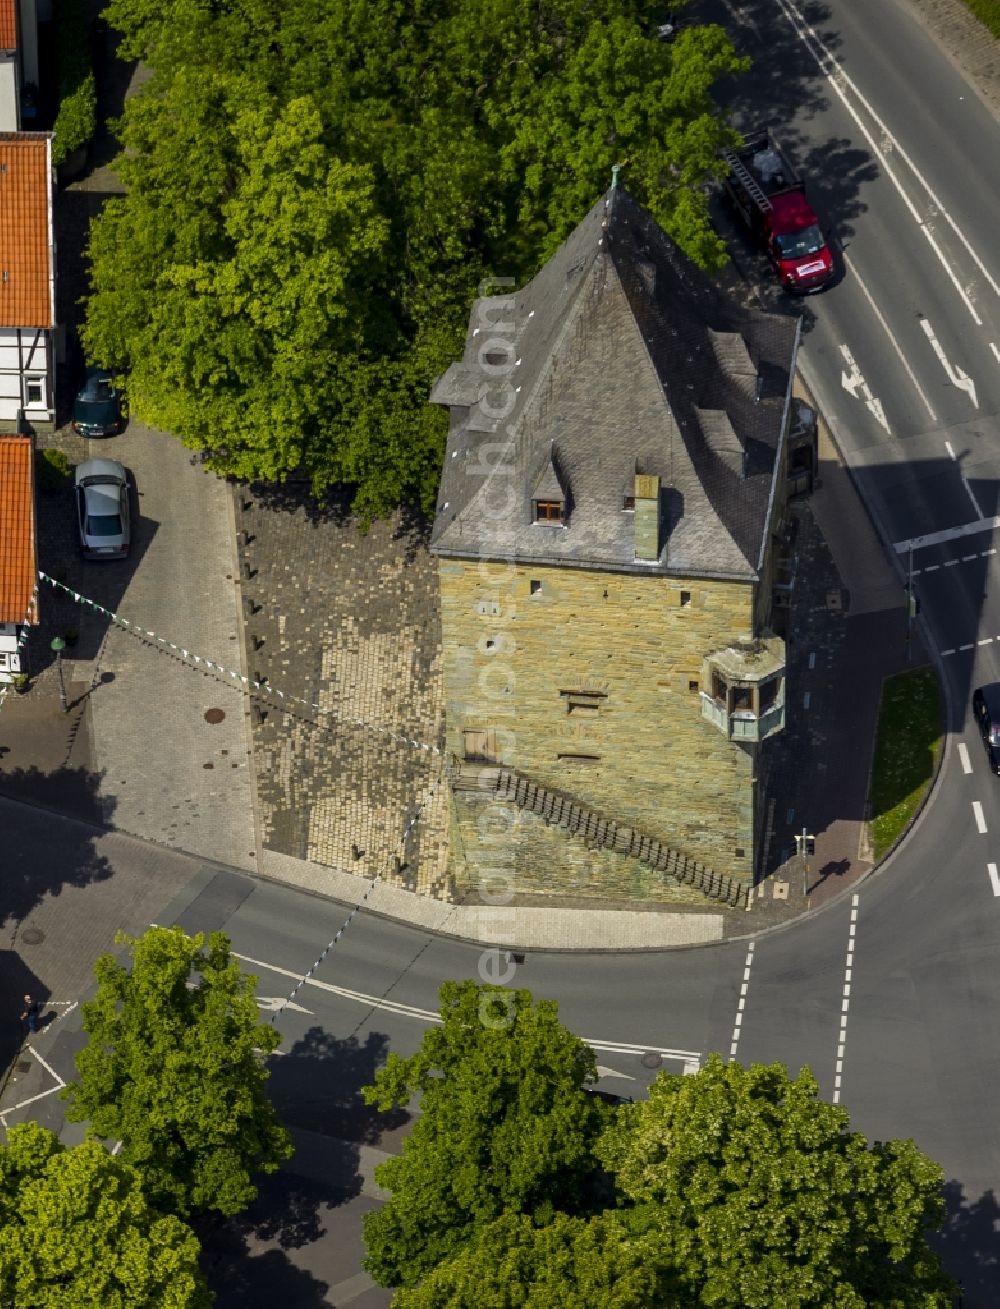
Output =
[
  {"x1": 429, "y1": 188, "x2": 800, "y2": 580},
  {"x1": 0, "y1": 435, "x2": 37, "y2": 623},
  {"x1": 0, "y1": 133, "x2": 54, "y2": 328}
]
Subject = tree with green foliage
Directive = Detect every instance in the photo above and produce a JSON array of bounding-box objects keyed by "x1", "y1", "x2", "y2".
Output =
[
  {"x1": 391, "y1": 1209, "x2": 674, "y2": 1308},
  {"x1": 0, "y1": 1121, "x2": 211, "y2": 1308},
  {"x1": 62, "y1": 926, "x2": 292, "y2": 1220},
  {"x1": 82, "y1": 0, "x2": 746, "y2": 519},
  {"x1": 597, "y1": 1054, "x2": 956, "y2": 1308},
  {"x1": 362, "y1": 980, "x2": 606, "y2": 1288},
  {"x1": 395, "y1": 1210, "x2": 665, "y2": 1309}
]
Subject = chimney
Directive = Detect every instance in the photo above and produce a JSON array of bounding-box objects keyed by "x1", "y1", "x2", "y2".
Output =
[{"x1": 634, "y1": 473, "x2": 660, "y2": 561}]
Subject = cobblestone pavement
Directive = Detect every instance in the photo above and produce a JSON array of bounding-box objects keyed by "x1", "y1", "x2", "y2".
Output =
[
  {"x1": 233, "y1": 490, "x2": 449, "y2": 897},
  {"x1": 22, "y1": 422, "x2": 257, "y2": 872}
]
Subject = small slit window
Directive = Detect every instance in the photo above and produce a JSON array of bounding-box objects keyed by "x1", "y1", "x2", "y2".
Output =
[
  {"x1": 534, "y1": 500, "x2": 563, "y2": 523},
  {"x1": 530, "y1": 579, "x2": 542, "y2": 595},
  {"x1": 561, "y1": 689, "x2": 606, "y2": 715},
  {"x1": 622, "y1": 495, "x2": 635, "y2": 511},
  {"x1": 688, "y1": 679, "x2": 699, "y2": 693},
  {"x1": 680, "y1": 590, "x2": 691, "y2": 607}
]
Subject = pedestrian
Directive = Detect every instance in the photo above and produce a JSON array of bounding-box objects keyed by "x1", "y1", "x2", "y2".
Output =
[{"x1": 20, "y1": 994, "x2": 39, "y2": 1035}]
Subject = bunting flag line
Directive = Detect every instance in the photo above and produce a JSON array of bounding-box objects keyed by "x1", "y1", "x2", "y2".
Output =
[{"x1": 38, "y1": 571, "x2": 444, "y2": 759}]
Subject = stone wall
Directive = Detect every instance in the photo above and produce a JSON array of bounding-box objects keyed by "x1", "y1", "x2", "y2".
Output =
[{"x1": 439, "y1": 557, "x2": 761, "y2": 899}]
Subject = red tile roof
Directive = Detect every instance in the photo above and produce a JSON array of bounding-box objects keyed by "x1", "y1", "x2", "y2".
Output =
[
  {"x1": 0, "y1": 435, "x2": 37, "y2": 624},
  {"x1": 0, "y1": 0, "x2": 16, "y2": 51},
  {"x1": 0, "y1": 134, "x2": 53, "y2": 328}
]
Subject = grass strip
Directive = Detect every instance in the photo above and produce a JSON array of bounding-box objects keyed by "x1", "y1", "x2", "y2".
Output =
[{"x1": 868, "y1": 665, "x2": 943, "y2": 861}]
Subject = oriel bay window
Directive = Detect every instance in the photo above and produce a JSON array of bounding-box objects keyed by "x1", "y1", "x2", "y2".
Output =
[{"x1": 700, "y1": 637, "x2": 786, "y2": 742}]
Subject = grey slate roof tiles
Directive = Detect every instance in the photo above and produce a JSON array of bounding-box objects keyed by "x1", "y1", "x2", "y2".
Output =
[{"x1": 429, "y1": 188, "x2": 800, "y2": 580}]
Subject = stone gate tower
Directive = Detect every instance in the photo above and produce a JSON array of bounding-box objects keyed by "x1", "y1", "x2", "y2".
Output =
[{"x1": 429, "y1": 187, "x2": 800, "y2": 906}]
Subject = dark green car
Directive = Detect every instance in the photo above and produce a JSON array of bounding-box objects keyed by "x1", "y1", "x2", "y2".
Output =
[{"x1": 72, "y1": 368, "x2": 122, "y2": 437}]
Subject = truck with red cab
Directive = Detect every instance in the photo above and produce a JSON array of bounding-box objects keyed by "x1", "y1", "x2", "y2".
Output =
[{"x1": 722, "y1": 129, "x2": 834, "y2": 293}]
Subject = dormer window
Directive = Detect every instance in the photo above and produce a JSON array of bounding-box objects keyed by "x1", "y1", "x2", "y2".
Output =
[{"x1": 534, "y1": 499, "x2": 563, "y2": 524}]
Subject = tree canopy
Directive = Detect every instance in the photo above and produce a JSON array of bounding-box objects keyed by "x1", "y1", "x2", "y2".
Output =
[
  {"x1": 0, "y1": 1121, "x2": 211, "y2": 1309},
  {"x1": 363, "y1": 988, "x2": 956, "y2": 1306},
  {"x1": 62, "y1": 925, "x2": 292, "y2": 1220},
  {"x1": 391, "y1": 1211, "x2": 672, "y2": 1309},
  {"x1": 361, "y1": 980, "x2": 606, "y2": 1287},
  {"x1": 598, "y1": 1054, "x2": 954, "y2": 1308},
  {"x1": 82, "y1": 0, "x2": 747, "y2": 519}
]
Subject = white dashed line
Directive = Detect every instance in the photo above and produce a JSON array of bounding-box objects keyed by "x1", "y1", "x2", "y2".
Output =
[
  {"x1": 833, "y1": 893, "x2": 860, "y2": 1105},
  {"x1": 808, "y1": 652, "x2": 816, "y2": 670},
  {"x1": 729, "y1": 941, "x2": 755, "y2": 1061},
  {"x1": 803, "y1": 691, "x2": 811, "y2": 709},
  {"x1": 992, "y1": 342, "x2": 1000, "y2": 364},
  {"x1": 958, "y1": 742, "x2": 972, "y2": 774},
  {"x1": 979, "y1": 639, "x2": 993, "y2": 647},
  {"x1": 944, "y1": 558, "x2": 960, "y2": 567},
  {"x1": 989, "y1": 863, "x2": 1000, "y2": 897},
  {"x1": 959, "y1": 643, "x2": 976, "y2": 652},
  {"x1": 974, "y1": 800, "x2": 988, "y2": 834}
]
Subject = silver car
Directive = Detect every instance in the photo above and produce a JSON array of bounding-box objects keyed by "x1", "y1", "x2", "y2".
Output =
[{"x1": 75, "y1": 458, "x2": 131, "y2": 559}]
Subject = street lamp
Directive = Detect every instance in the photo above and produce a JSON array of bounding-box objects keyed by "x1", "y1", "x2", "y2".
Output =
[{"x1": 50, "y1": 635, "x2": 67, "y2": 714}]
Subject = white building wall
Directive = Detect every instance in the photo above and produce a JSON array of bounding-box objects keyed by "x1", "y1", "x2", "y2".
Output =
[
  {"x1": 0, "y1": 327, "x2": 53, "y2": 428},
  {"x1": 0, "y1": 57, "x2": 17, "y2": 132}
]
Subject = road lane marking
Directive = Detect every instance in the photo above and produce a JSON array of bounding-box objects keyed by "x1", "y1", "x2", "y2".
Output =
[
  {"x1": 958, "y1": 742, "x2": 972, "y2": 774},
  {"x1": 922, "y1": 320, "x2": 979, "y2": 408},
  {"x1": 842, "y1": 257, "x2": 936, "y2": 421},
  {"x1": 774, "y1": 0, "x2": 996, "y2": 322},
  {"x1": 992, "y1": 342, "x2": 1000, "y2": 364},
  {"x1": 974, "y1": 800, "x2": 988, "y2": 833},
  {"x1": 833, "y1": 893, "x2": 860, "y2": 1104},
  {"x1": 729, "y1": 941, "x2": 755, "y2": 1062},
  {"x1": 989, "y1": 863, "x2": 1000, "y2": 897},
  {"x1": 232, "y1": 952, "x2": 701, "y2": 1065},
  {"x1": 945, "y1": 439, "x2": 984, "y2": 517},
  {"x1": 894, "y1": 516, "x2": 1000, "y2": 554},
  {"x1": 839, "y1": 342, "x2": 890, "y2": 433}
]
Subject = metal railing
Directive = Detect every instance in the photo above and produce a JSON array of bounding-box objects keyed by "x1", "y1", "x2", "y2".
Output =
[{"x1": 448, "y1": 757, "x2": 750, "y2": 909}]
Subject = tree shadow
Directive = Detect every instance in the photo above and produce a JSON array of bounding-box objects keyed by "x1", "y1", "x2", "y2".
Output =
[
  {"x1": 0, "y1": 952, "x2": 48, "y2": 1080},
  {"x1": 195, "y1": 1028, "x2": 406, "y2": 1303},
  {"x1": 0, "y1": 769, "x2": 114, "y2": 898},
  {"x1": 934, "y1": 1182, "x2": 1000, "y2": 1307},
  {"x1": 266, "y1": 1027, "x2": 410, "y2": 1152},
  {"x1": 201, "y1": 1240, "x2": 332, "y2": 1309}
]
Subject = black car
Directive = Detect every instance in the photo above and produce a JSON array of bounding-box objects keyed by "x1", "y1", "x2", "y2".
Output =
[
  {"x1": 72, "y1": 368, "x2": 122, "y2": 437},
  {"x1": 972, "y1": 684, "x2": 1000, "y2": 774}
]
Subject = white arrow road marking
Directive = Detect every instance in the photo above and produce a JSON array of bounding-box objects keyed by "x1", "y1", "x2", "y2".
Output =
[
  {"x1": 974, "y1": 800, "x2": 988, "y2": 833},
  {"x1": 919, "y1": 318, "x2": 978, "y2": 407},
  {"x1": 989, "y1": 863, "x2": 1000, "y2": 897},
  {"x1": 839, "y1": 344, "x2": 889, "y2": 433},
  {"x1": 257, "y1": 997, "x2": 315, "y2": 1015},
  {"x1": 595, "y1": 1065, "x2": 637, "y2": 1081},
  {"x1": 958, "y1": 742, "x2": 972, "y2": 774}
]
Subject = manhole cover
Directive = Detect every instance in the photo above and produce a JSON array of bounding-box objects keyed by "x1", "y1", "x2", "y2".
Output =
[
  {"x1": 204, "y1": 708, "x2": 226, "y2": 724},
  {"x1": 21, "y1": 928, "x2": 44, "y2": 946},
  {"x1": 15, "y1": 1061, "x2": 30, "y2": 1074},
  {"x1": 641, "y1": 1051, "x2": 662, "y2": 1070}
]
